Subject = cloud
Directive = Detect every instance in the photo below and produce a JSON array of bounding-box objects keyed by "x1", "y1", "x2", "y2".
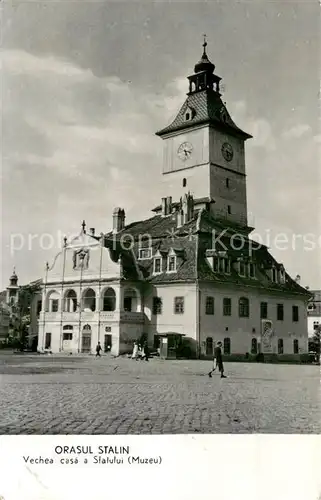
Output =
[{"x1": 282, "y1": 123, "x2": 311, "y2": 139}]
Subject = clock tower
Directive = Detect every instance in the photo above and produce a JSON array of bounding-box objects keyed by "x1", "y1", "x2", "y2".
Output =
[{"x1": 156, "y1": 39, "x2": 252, "y2": 227}]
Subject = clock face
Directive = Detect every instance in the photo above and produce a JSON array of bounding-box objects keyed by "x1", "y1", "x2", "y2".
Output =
[
  {"x1": 177, "y1": 142, "x2": 193, "y2": 161},
  {"x1": 221, "y1": 142, "x2": 233, "y2": 162}
]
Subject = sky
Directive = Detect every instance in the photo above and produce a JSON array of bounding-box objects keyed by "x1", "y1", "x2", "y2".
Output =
[{"x1": 1, "y1": 0, "x2": 320, "y2": 290}]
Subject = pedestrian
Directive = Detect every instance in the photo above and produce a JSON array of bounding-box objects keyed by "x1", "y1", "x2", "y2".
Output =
[
  {"x1": 95, "y1": 342, "x2": 102, "y2": 357},
  {"x1": 144, "y1": 341, "x2": 150, "y2": 362},
  {"x1": 208, "y1": 341, "x2": 227, "y2": 379},
  {"x1": 132, "y1": 341, "x2": 139, "y2": 360}
]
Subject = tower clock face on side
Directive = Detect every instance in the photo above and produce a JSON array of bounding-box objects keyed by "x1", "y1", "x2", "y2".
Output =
[
  {"x1": 221, "y1": 142, "x2": 233, "y2": 162},
  {"x1": 177, "y1": 142, "x2": 193, "y2": 161}
]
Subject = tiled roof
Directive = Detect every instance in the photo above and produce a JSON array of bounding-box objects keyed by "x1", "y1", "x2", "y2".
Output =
[
  {"x1": 156, "y1": 89, "x2": 252, "y2": 139},
  {"x1": 104, "y1": 209, "x2": 310, "y2": 297}
]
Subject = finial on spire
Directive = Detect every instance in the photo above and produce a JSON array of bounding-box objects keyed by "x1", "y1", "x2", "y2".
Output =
[
  {"x1": 203, "y1": 33, "x2": 207, "y2": 52},
  {"x1": 81, "y1": 220, "x2": 86, "y2": 233}
]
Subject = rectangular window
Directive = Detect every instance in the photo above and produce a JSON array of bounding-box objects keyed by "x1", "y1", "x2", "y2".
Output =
[
  {"x1": 154, "y1": 257, "x2": 162, "y2": 273},
  {"x1": 152, "y1": 297, "x2": 163, "y2": 315},
  {"x1": 226, "y1": 259, "x2": 231, "y2": 274},
  {"x1": 63, "y1": 332, "x2": 72, "y2": 341},
  {"x1": 213, "y1": 257, "x2": 219, "y2": 272},
  {"x1": 168, "y1": 255, "x2": 176, "y2": 272},
  {"x1": 174, "y1": 296, "x2": 184, "y2": 314},
  {"x1": 226, "y1": 178, "x2": 230, "y2": 188},
  {"x1": 205, "y1": 296, "x2": 214, "y2": 315},
  {"x1": 227, "y1": 205, "x2": 231, "y2": 214},
  {"x1": 223, "y1": 298, "x2": 231, "y2": 316},
  {"x1": 45, "y1": 332, "x2": 51, "y2": 349},
  {"x1": 292, "y1": 305, "x2": 299, "y2": 322},
  {"x1": 154, "y1": 335, "x2": 160, "y2": 349},
  {"x1": 260, "y1": 302, "x2": 268, "y2": 319},
  {"x1": 138, "y1": 248, "x2": 152, "y2": 259},
  {"x1": 272, "y1": 268, "x2": 278, "y2": 282},
  {"x1": 51, "y1": 299, "x2": 59, "y2": 312},
  {"x1": 277, "y1": 304, "x2": 284, "y2": 321}
]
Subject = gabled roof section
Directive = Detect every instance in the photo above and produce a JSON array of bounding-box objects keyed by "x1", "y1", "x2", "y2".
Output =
[{"x1": 156, "y1": 90, "x2": 252, "y2": 139}]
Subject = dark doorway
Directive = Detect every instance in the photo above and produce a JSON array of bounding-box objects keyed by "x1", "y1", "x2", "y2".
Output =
[{"x1": 104, "y1": 334, "x2": 112, "y2": 353}]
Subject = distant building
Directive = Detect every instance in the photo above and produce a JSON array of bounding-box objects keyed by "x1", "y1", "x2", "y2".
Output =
[
  {"x1": 36, "y1": 42, "x2": 310, "y2": 357},
  {"x1": 307, "y1": 290, "x2": 321, "y2": 337}
]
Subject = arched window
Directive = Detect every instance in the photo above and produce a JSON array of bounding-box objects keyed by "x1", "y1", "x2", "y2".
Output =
[
  {"x1": 183, "y1": 178, "x2": 187, "y2": 188},
  {"x1": 223, "y1": 337, "x2": 231, "y2": 355},
  {"x1": 206, "y1": 337, "x2": 213, "y2": 356},
  {"x1": 239, "y1": 297, "x2": 249, "y2": 317},
  {"x1": 46, "y1": 291, "x2": 60, "y2": 313},
  {"x1": 278, "y1": 338, "x2": 284, "y2": 354},
  {"x1": 102, "y1": 288, "x2": 116, "y2": 311},
  {"x1": 251, "y1": 338, "x2": 258, "y2": 354},
  {"x1": 293, "y1": 339, "x2": 299, "y2": 354},
  {"x1": 82, "y1": 288, "x2": 96, "y2": 312},
  {"x1": 64, "y1": 290, "x2": 77, "y2": 312}
]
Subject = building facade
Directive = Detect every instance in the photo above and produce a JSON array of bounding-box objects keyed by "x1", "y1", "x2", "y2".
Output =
[
  {"x1": 36, "y1": 42, "x2": 310, "y2": 357},
  {"x1": 307, "y1": 290, "x2": 321, "y2": 337}
]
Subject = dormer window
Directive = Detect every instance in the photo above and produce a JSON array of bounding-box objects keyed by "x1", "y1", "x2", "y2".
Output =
[
  {"x1": 167, "y1": 255, "x2": 176, "y2": 272},
  {"x1": 279, "y1": 267, "x2": 286, "y2": 284},
  {"x1": 138, "y1": 248, "x2": 152, "y2": 260},
  {"x1": 184, "y1": 106, "x2": 195, "y2": 122},
  {"x1": 248, "y1": 262, "x2": 256, "y2": 278},
  {"x1": 239, "y1": 261, "x2": 246, "y2": 277},
  {"x1": 272, "y1": 267, "x2": 278, "y2": 282},
  {"x1": 153, "y1": 256, "x2": 162, "y2": 274}
]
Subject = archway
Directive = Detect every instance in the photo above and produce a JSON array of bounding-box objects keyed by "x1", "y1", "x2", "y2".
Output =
[
  {"x1": 45, "y1": 290, "x2": 60, "y2": 313},
  {"x1": 64, "y1": 290, "x2": 77, "y2": 312},
  {"x1": 123, "y1": 287, "x2": 140, "y2": 312},
  {"x1": 102, "y1": 287, "x2": 116, "y2": 311},
  {"x1": 82, "y1": 289, "x2": 96, "y2": 312}
]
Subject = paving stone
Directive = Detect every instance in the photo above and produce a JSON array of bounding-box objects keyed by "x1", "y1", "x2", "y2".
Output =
[{"x1": 0, "y1": 353, "x2": 319, "y2": 434}]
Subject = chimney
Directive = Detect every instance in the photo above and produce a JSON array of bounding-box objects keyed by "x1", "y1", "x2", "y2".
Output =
[
  {"x1": 166, "y1": 196, "x2": 172, "y2": 215},
  {"x1": 177, "y1": 209, "x2": 184, "y2": 228},
  {"x1": 113, "y1": 208, "x2": 126, "y2": 233},
  {"x1": 161, "y1": 197, "x2": 167, "y2": 217},
  {"x1": 295, "y1": 274, "x2": 301, "y2": 284},
  {"x1": 89, "y1": 228, "x2": 95, "y2": 236}
]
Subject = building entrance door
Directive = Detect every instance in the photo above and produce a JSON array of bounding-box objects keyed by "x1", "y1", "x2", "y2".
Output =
[
  {"x1": 104, "y1": 334, "x2": 112, "y2": 353},
  {"x1": 81, "y1": 324, "x2": 92, "y2": 353}
]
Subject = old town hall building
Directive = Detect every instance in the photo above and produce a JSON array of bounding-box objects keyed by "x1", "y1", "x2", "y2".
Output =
[{"x1": 37, "y1": 42, "x2": 310, "y2": 357}]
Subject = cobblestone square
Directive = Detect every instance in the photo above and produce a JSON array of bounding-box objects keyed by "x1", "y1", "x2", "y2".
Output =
[{"x1": 0, "y1": 353, "x2": 319, "y2": 434}]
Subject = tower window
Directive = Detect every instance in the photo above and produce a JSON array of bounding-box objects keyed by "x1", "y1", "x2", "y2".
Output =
[
  {"x1": 227, "y1": 205, "x2": 232, "y2": 214},
  {"x1": 183, "y1": 178, "x2": 187, "y2": 188},
  {"x1": 226, "y1": 178, "x2": 230, "y2": 188},
  {"x1": 185, "y1": 112, "x2": 190, "y2": 121}
]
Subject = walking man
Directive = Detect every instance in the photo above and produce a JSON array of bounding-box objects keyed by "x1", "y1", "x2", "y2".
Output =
[
  {"x1": 208, "y1": 341, "x2": 227, "y2": 378},
  {"x1": 95, "y1": 341, "x2": 102, "y2": 357}
]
